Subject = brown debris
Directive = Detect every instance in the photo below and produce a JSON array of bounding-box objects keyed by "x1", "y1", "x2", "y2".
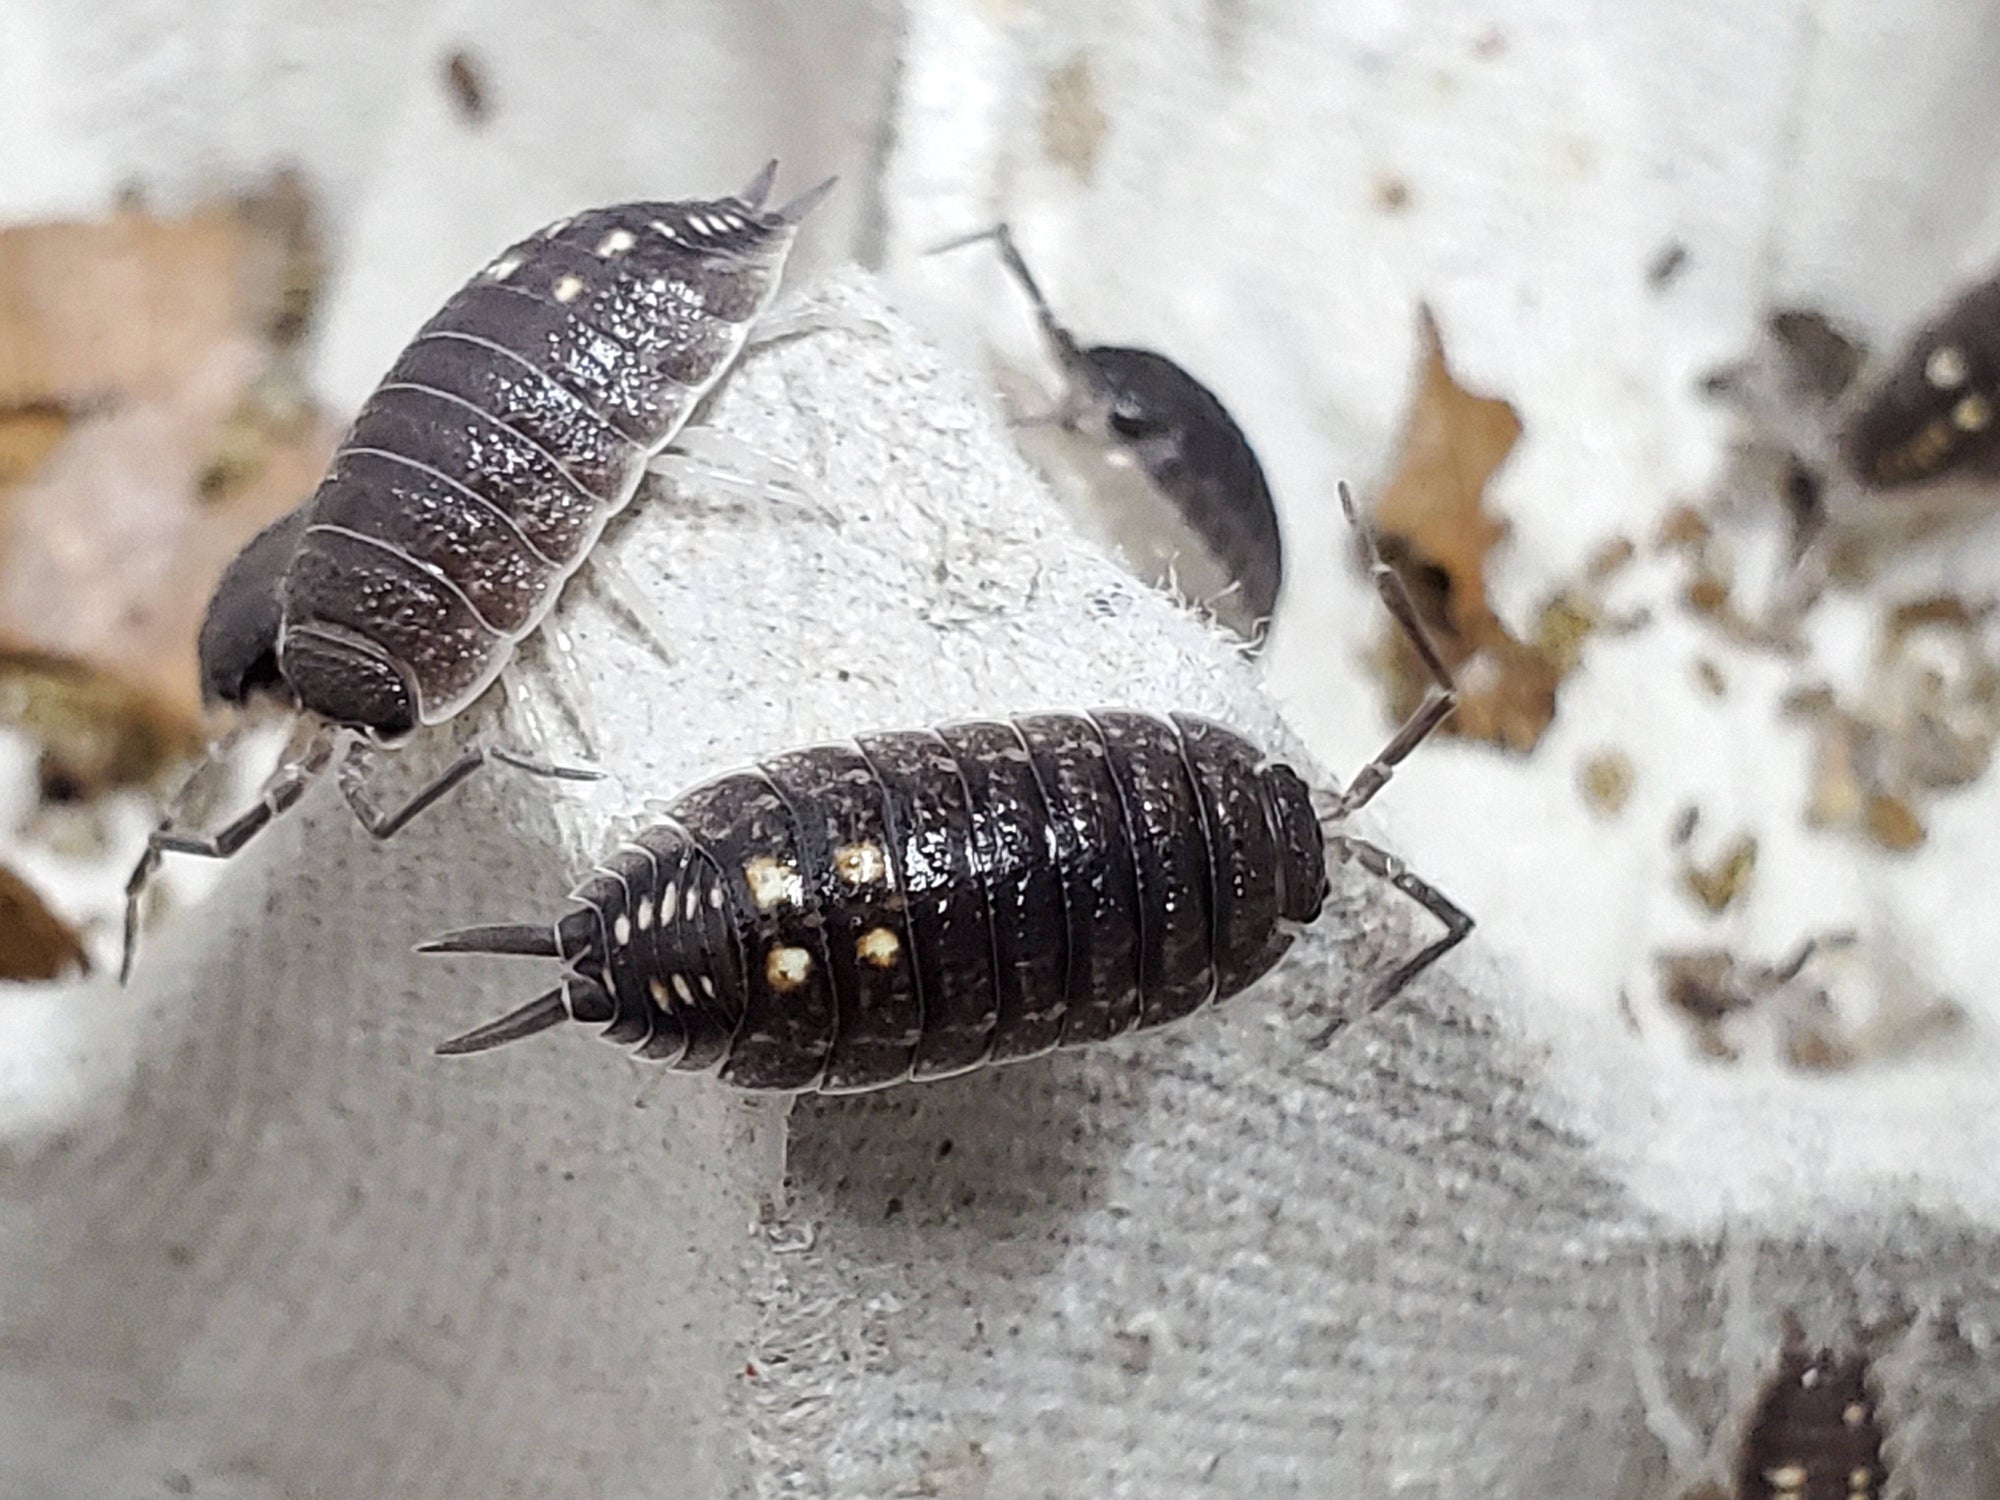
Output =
[
  {"x1": 1368, "y1": 304, "x2": 1565, "y2": 753},
  {"x1": 0, "y1": 175, "x2": 337, "y2": 737},
  {"x1": 1679, "y1": 831, "x2": 1757, "y2": 913},
  {"x1": 1040, "y1": 52, "x2": 1109, "y2": 183},
  {"x1": 0, "y1": 641, "x2": 202, "y2": 799},
  {"x1": 0, "y1": 863, "x2": 89, "y2": 981},
  {"x1": 1578, "y1": 748, "x2": 1634, "y2": 817}
]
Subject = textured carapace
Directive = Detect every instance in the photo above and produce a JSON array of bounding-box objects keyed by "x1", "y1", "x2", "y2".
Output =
[
  {"x1": 1732, "y1": 1336, "x2": 1886, "y2": 1500},
  {"x1": 259, "y1": 163, "x2": 830, "y2": 738},
  {"x1": 424, "y1": 711, "x2": 1331, "y2": 1090},
  {"x1": 1840, "y1": 269, "x2": 2000, "y2": 488},
  {"x1": 938, "y1": 224, "x2": 1283, "y2": 631},
  {"x1": 122, "y1": 166, "x2": 831, "y2": 984}
]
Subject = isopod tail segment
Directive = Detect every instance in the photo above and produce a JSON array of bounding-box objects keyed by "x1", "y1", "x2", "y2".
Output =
[
  {"x1": 1304, "y1": 481, "x2": 1471, "y2": 1048},
  {"x1": 119, "y1": 730, "x2": 600, "y2": 984}
]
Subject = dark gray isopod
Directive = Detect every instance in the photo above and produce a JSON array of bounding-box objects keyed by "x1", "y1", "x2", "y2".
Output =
[
  {"x1": 1732, "y1": 1331, "x2": 1886, "y2": 1500},
  {"x1": 423, "y1": 489, "x2": 1468, "y2": 1089},
  {"x1": 1840, "y1": 268, "x2": 2000, "y2": 487},
  {"x1": 937, "y1": 224, "x2": 1284, "y2": 637},
  {"x1": 121, "y1": 164, "x2": 833, "y2": 980}
]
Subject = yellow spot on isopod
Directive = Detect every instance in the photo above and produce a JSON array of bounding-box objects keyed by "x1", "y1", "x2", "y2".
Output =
[
  {"x1": 1765, "y1": 1463, "x2": 1806, "y2": 1494},
  {"x1": 766, "y1": 945, "x2": 812, "y2": 991},
  {"x1": 1849, "y1": 1467, "x2": 1871, "y2": 1490},
  {"x1": 744, "y1": 855, "x2": 804, "y2": 910},
  {"x1": 834, "y1": 841, "x2": 887, "y2": 886},
  {"x1": 1955, "y1": 391, "x2": 1993, "y2": 432},
  {"x1": 553, "y1": 274, "x2": 585, "y2": 303},
  {"x1": 648, "y1": 978, "x2": 670, "y2": 1007},
  {"x1": 1842, "y1": 1401, "x2": 1868, "y2": 1426},
  {"x1": 856, "y1": 926, "x2": 901, "y2": 968},
  {"x1": 1927, "y1": 344, "x2": 1969, "y2": 389},
  {"x1": 595, "y1": 228, "x2": 636, "y2": 257}
]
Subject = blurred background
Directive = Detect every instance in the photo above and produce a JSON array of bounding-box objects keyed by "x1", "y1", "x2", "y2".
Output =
[{"x1": 5, "y1": 0, "x2": 2000, "y2": 1492}]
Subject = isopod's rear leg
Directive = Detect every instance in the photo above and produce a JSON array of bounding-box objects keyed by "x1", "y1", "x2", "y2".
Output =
[
  {"x1": 1326, "y1": 481, "x2": 1459, "y2": 819},
  {"x1": 1308, "y1": 833, "x2": 1473, "y2": 1048},
  {"x1": 930, "y1": 222, "x2": 1102, "y2": 430},
  {"x1": 120, "y1": 719, "x2": 337, "y2": 983},
  {"x1": 334, "y1": 739, "x2": 600, "y2": 841},
  {"x1": 648, "y1": 427, "x2": 837, "y2": 526}
]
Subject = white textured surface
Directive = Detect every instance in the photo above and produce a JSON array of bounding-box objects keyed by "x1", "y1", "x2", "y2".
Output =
[{"x1": 6, "y1": 0, "x2": 2000, "y2": 1495}]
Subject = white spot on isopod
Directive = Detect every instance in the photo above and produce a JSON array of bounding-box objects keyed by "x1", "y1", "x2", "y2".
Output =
[
  {"x1": 688, "y1": 884, "x2": 702, "y2": 919},
  {"x1": 542, "y1": 216, "x2": 572, "y2": 239},
  {"x1": 553, "y1": 274, "x2": 585, "y2": 303},
  {"x1": 745, "y1": 855, "x2": 804, "y2": 910},
  {"x1": 485, "y1": 254, "x2": 523, "y2": 281},
  {"x1": 650, "y1": 219, "x2": 680, "y2": 240},
  {"x1": 672, "y1": 974, "x2": 695, "y2": 1006},
  {"x1": 636, "y1": 898, "x2": 654, "y2": 930},
  {"x1": 698, "y1": 975, "x2": 715, "y2": 997},
  {"x1": 857, "y1": 927, "x2": 901, "y2": 968},
  {"x1": 1954, "y1": 391, "x2": 1993, "y2": 432},
  {"x1": 649, "y1": 977, "x2": 670, "y2": 1007},
  {"x1": 1926, "y1": 344, "x2": 1970, "y2": 390},
  {"x1": 834, "y1": 841, "x2": 887, "y2": 886},
  {"x1": 766, "y1": 945, "x2": 813, "y2": 991},
  {"x1": 595, "y1": 228, "x2": 636, "y2": 257},
  {"x1": 708, "y1": 885, "x2": 724, "y2": 909},
  {"x1": 660, "y1": 882, "x2": 677, "y2": 922},
  {"x1": 614, "y1": 914, "x2": 632, "y2": 945}
]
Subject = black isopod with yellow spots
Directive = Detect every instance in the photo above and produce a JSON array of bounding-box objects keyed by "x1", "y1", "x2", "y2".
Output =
[{"x1": 423, "y1": 491, "x2": 1471, "y2": 1091}]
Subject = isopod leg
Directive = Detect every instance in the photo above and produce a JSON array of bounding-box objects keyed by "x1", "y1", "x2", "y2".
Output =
[
  {"x1": 335, "y1": 739, "x2": 599, "y2": 841},
  {"x1": 1307, "y1": 833, "x2": 1472, "y2": 1048},
  {"x1": 647, "y1": 428, "x2": 835, "y2": 525},
  {"x1": 120, "y1": 719, "x2": 337, "y2": 983},
  {"x1": 583, "y1": 551, "x2": 680, "y2": 663},
  {"x1": 1325, "y1": 481, "x2": 1459, "y2": 819}
]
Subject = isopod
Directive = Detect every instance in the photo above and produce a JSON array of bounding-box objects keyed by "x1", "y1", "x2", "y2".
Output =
[
  {"x1": 422, "y1": 486, "x2": 1467, "y2": 1089},
  {"x1": 1840, "y1": 267, "x2": 2000, "y2": 487},
  {"x1": 1732, "y1": 1326, "x2": 1886, "y2": 1500},
  {"x1": 936, "y1": 224, "x2": 1284, "y2": 636},
  {"x1": 121, "y1": 163, "x2": 834, "y2": 980}
]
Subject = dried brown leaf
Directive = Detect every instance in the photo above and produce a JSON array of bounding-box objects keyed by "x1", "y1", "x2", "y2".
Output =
[
  {"x1": 1578, "y1": 748, "x2": 1635, "y2": 817},
  {"x1": 0, "y1": 640, "x2": 202, "y2": 797},
  {"x1": 0, "y1": 863, "x2": 88, "y2": 980},
  {"x1": 0, "y1": 177, "x2": 336, "y2": 731},
  {"x1": 0, "y1": 403, "x2": 71, "y2": 494},
  {"x1": 1370, "y1": 305, "x2": 1563, "y2": 752}
]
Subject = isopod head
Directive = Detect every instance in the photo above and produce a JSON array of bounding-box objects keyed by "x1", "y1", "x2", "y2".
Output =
[{"x1": 197, "y1": 505, "x2": 311, "y2": 711}]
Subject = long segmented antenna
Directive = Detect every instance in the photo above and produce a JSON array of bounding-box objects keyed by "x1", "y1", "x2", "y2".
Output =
[
  {"x1": 929, "y1": 222, "x2": 1088, "y2": 371},
  {"x1": 435, "y1": 989, "x2": 570, "y2": 1056}
]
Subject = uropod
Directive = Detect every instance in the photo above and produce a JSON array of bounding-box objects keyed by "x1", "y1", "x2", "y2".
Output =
[
  {"x1": 421, "y1": 487, "x2": 1468, "y2": 1089},
  {"x1": 121, "y1": 164, "x2": 835, "y2": 980}
]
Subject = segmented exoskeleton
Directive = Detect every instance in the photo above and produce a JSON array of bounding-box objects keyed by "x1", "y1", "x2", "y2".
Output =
[
  {"x1": 120, "y1": 164, "x2": 833, "y2": 980},
  {"x1": 424, "y1": 487, "x2": 1468, "y2": 1088},
  {"x1": 936, "y1": 224, "x2": 1284, "y2": 637},
  {"x1": 1841, "y1": 268, "x2": 2000, "y2": 487}
]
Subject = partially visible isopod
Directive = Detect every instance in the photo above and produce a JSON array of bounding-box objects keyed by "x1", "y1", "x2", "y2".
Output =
[
  {"x1": 1732, "y1": 1325, "x2": 1886, "y2": 1500},
  {"x1": 1841, "y1": 268, "x2": 2000, "y2": 488},
  {"x1": 121, "y1": 164, "x2": 835, "y2": 980},
  {"x1": 422, "y1": 486, "x2": 1467, "y2": 1087},
  {"x1": 935, "y1": 224, "x2": 1283, "y2": 640}
]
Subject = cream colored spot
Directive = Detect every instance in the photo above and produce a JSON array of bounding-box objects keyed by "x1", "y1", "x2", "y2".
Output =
[
  {"x1": 660, "y1": 882, "x2": 677, "y2": 922},
  {"x1": 485, "y1": 254, "x2": 523, "y2": 281},
  {"x1": 1765, "y1": 1464, "x2": 1806, "y2": 1493},
  {"x1": 1926, "y1": 343, "x2": 1970, "y2": 389},
  {"x1": 686, "y1": 884, "x2": 701, "y2": 919},
  {"x1": 745, "y1": 855, "x2": 804, "y2": 910},
  {"x1": 709, "y1": 885, "x2": 724, "y2": 909},
  {"x1": 856, "y1": 926, "x2": 901, "y2": 968},
  {"x1": 650, "y1": 218, "x2": 679, "y2": 240},
  {"x1": 766, "y1": 944, "x2": 813, "y2": 991},
  {"x1": 1954, "y1": 391, "x2": 1993, "y2": 432},
  {"x1": 542, "y1": 216, "x2": 572, "y2": 239},
  {"x1": 614, "y1": 914, "x2": 632, "y2": 945},
  {"x1": 698, "y1": 975, "x2": 715, "y2": 997},
  {"x1": 636, "y1": 898, "x2": 654, "y2": 930},
  {"x1": 834, "y1": 841, "x2": 887, "y2": 886},
  {"x1": 595, "y1": 228, "x2": 636, "y2": 257},
  {"x1": 1842, "y1": 1401, "x2": 1868, "y2": 1427},
  {"x1": 672, "y1": 974, "x2": 695, "y2": 1006},
  {"x1": 553, "y1": 273, "x2": 585, "y2": 303},
  {"x1": 648, "y1": 977, "x2": 670, "y2": 1007},
  {"x1": 1849, "y1": 1467, "x2": 1871, "y2": 1489}
]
